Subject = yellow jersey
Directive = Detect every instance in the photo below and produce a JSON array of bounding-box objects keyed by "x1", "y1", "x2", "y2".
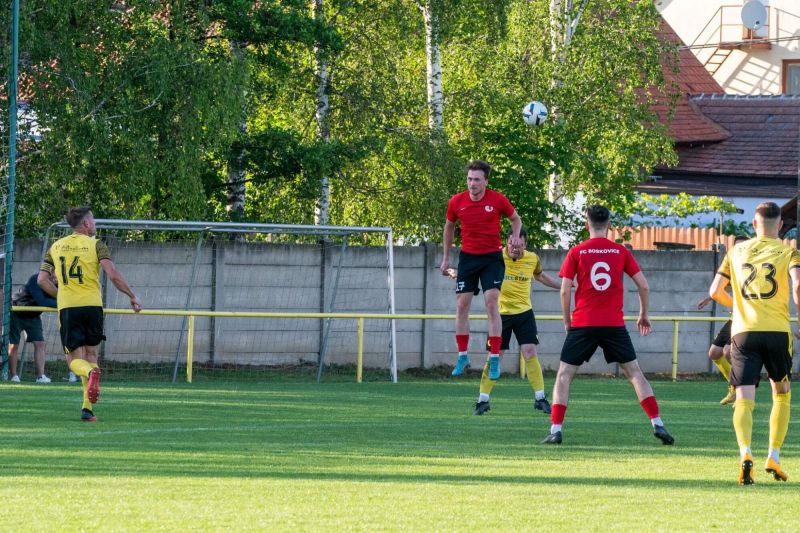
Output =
[
  {"x1": 40, "y1": 233, "x2": 111, "y2": 310},
  {"x1": 717, "y1": 236, "x2": 800, "y2": 336},
  {"x1": 499, "y1": 249, "x2": 543, "y2": 315}
]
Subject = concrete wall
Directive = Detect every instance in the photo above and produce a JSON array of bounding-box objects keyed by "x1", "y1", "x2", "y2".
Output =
[{"x1": 13, "y1": 239, "x2": 794, "y2": 374}]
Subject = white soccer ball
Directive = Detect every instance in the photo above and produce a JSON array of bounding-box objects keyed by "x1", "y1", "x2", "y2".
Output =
[{"x1": 522, "y1": 101, "x2": 548, "y2": 126}]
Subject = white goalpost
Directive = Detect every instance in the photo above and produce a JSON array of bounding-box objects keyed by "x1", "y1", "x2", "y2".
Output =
[{"x1": 35, "y1": 219, "x2": 398, "y2": 383}]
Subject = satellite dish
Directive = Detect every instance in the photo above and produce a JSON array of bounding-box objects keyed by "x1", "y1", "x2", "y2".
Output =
[{"x1": 741, "y1": 0, "x2": 767, "y2": 31}]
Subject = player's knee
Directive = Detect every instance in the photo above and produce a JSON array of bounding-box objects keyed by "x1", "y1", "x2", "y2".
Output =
[
  {"x1": 521, "y1": 347, "x2": 537, "y2": 359},
  {"x1": 708, "y1": 346, "x2": 723, "y2": 360}
]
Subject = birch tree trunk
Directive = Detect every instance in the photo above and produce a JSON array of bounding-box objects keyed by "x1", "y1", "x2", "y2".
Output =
[
  {"x1": 313, "y1": 0, "x2": 331, "y2": 226},
  {"x1": 548, "y1": 0, "x2": 585, "y2": 247},
  {"x1": 419, "y1": 0, "x2": 444, "y2": 139}
]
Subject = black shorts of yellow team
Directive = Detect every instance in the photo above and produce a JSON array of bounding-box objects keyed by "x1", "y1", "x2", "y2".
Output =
[
  {"x1": 485, "y1": 309, "x2": 540, "y2": 352},
  {"x1": 560, "y1": 326, "x2": 637, "y2": 366},
  {"x1": 59, "y1": 306, "x2": 106, "y2": 353},
  {"x1": 729, "y1": 331, "x2": 792, "y2": 386},
  {"x1": 456, "y1": 251, "x2": 504, "y2": 295},
  {"x1": 711, "y1": 319, "x2": 732, "y2": 348}
]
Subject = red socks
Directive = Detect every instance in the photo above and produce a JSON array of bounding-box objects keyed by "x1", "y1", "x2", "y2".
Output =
[
  {"x1": 551, "y1": 403, "x2": 567, "y2": 425},
  {"x1": 488, "y1": 336, "x2": 501, "y2": 355},
  {"x1": 456, "y1": 335, "x2": 469, "y2": 352},
  {"x1": 640, "y1": 396, "x2": 659, "y2": 419}
]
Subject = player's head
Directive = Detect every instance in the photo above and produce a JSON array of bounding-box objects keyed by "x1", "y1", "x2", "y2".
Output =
[
  {"x1": 66, "y1": 206, "x2": 96, "y2": 237},
  {"x1": 753, "y1": 201, "x2": 782, "y2": 237},
  {"x1": 506, "y1": 228, "x2": 527, "y2": 259},
  {"x1": 585, "y1": 204, "x2": 611, "y2": 233},
  {"x1": 733, "y1": 234, "x2": 749, "y2": 245},
  {"x1": 466, "y1": 160, "x2": 491, "y2": 197}
]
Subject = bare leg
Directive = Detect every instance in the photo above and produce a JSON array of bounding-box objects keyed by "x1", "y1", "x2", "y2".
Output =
[
  {"x1": 33, "y1": 341, "x2": 47, "y2": 378},
  {"x1": 455, "y1": 292, "x2": 474, "y2": 336},
  {"x1": 483, "y1": 289, "x2": 501, "y2": 338},
  {"x1": 620, "y1": 360, "x2": 654, "y2": 401},
  {"x1": 552, "y1": 361, "x2": 579, "y2": 407},
  {"x1": 8, "y1": 343, "x2": 19, "y2": 378}
]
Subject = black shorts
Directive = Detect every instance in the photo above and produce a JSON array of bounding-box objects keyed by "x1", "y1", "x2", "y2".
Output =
[
  {"x1": 59, "y1": 306, "x2": 106, "y2": 353},
  {"x1": 729, "y1": 331, "x2": 792, "y2": 386},
  {"x1": 9, "y1": 313, "x2": 44, "y2": 344},
  {"x1": 560, "y1": 326, "x2": 637, "y2": 366},
  {"x1": 483, "y1": 309, "x2": 540, "y2": 351},
  {"x1": 456, "y1": 251, "x2": 504, "y2": 295},
  {"x1": 711, "y1": 320, "x2": 732, "y2": 348}
]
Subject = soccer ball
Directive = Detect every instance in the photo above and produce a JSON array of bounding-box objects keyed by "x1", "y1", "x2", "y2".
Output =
[{"x1": 522, "y1": 101, "x2": 548, "y2": 126}]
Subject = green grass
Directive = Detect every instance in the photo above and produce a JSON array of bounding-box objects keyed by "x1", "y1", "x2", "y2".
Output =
[{"x1": 1, "y1": 377, "x2": 797, "y2": 531}]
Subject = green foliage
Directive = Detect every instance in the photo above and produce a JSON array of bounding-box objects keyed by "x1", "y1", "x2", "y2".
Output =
[
  {"x1": 3, "y1": 0, "x2": 678, "y2": 242},
  {"x1": 617, "y1": 193, "x2": 742, "y2": 227},
  {"x1": 706, "y1": 219, "x2": 755, "y2": 238}
]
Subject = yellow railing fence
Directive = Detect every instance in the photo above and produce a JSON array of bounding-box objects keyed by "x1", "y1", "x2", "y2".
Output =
[{"x1": 13, "y1": 306, "x2": 752, "y2": 383}]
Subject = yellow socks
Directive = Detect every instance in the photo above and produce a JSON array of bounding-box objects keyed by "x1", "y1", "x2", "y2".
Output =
[
  {"x1": 81, "y1": 376, "x2": 92, "y2": 410},
  {"x1": 69, "y1": 358, "x2": 93, "y2": 378},
  {"x1": 525, "y1": 357, "x2": 545, "y2": 394},
  {"x1": 733, "y1": 398, "x2": 755, "y2": 455},
  {"x1": 713, "y1": 357, "x2": 731, "y2": 381},
  {"x1": 479, "y1": 362, "x2": 496, "y2": 396},
  {"x1": 769, "y1": 392, "x2": 791, "y2": 450},
  {"x1": 70, "y1": 360, "x2": 99, "y2": 411}
]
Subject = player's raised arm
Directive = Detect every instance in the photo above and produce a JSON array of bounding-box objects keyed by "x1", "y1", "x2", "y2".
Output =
[
  {"x1": 631, "y1": 271, "x2": 651, "y2": 336},
  {"x1": 534, "y1": 271, "x2": 561, "y2": 290},
  {"x1": 100, "y1": 258, "x2": 142, "y2": 312},
  {"x1": 507, "y1": 211, "x2": 523, "y2": 248},
  {"x1": 709, "y1": 273, "x2": 733, "y2": 309},
  {"x1": 696, "y1": 295, "x2": 713, "y2": 310}
]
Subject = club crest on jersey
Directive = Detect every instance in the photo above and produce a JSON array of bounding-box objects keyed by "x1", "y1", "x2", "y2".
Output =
[{"x1": 485, "y1": 206, "x2": 494, "y2": 212}]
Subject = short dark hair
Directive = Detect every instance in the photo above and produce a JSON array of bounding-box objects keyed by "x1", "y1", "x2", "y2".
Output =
[
  {"x1": 508, "y1": 227, "x2": 528, "y2": 240},
  {"x1": 586, "y1": 204, "x2": 610, "y2": 228},
  {"x1": 755, "y1": 202, "x2": 780, "y2": 221},
  {"x1": 733, "y1": 235, "x2": 749, "y2": 244},
  {"x1": 467, "y1": 160, "x2": 491, "y2": 179},
  {"x1": 66, "y1": 206, "x2": 92, "y2": 229}
]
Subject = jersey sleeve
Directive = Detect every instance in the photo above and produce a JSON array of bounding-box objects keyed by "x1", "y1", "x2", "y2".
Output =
[
  {"x1": 717, "y1": 252, "x2": 731, "y2": 279},
  {"x1": 499, "y1": 193, "x2": 515, "y2": 217},
  {"x1": 623, "y1": 248, "x2": 641, "y2": 277},
  {"x1": 790, "y1": 249, "x2": 800, "y2": 270},
  {"x1": 40, "y1": 249, "x2": 54, "y2": 273},
  {"x1": 445, "y1": 196, "x2": 458, "y2": 223},
  {"x1": 558, "y1": 249, "x2": 577, "y2": 280},
  {"x1": 96, "y1": 240, "x2": 111, "y2": 261},
  {"x1": 532, "y1": 253, "x2": 543, "y2": 276}
]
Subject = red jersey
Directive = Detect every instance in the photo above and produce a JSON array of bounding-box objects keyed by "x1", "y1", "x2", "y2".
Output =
[
  {"x1": 446, "y1": 189, "x2": 515, "y2": 254},
  {"x1": 558, "y1": 238, "x2": 641, "y2": 327}
]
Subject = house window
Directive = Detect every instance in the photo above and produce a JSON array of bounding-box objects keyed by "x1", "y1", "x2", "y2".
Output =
[{"x1": 783, "y1": 60, "x2": 800, "y2": 95}]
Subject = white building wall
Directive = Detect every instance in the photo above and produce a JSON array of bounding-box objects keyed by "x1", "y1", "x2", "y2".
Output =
[{"x1": 657, "y1": 0, "x2": 800, "y2": 95}]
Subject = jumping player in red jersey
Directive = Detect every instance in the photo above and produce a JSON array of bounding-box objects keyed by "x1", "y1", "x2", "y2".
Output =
[
  {"x1": 440, "y1": 160, "x2": 522, "y2": 379},
  {"x1": 541, "y1": 205, "x2": 674, "y2": 445}
]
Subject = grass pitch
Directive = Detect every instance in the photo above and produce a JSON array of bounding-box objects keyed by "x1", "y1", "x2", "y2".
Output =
[{"x1": 1, "y1": 376, "x2": 797, "y2": 531}]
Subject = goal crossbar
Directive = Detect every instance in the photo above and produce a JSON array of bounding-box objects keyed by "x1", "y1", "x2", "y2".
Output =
[{"x1": 41, "y1": 219, "x2": 398, "y2": 383}]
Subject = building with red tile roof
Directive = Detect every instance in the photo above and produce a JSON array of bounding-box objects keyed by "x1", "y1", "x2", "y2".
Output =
[{"x1": 639, "y1": 19, "x2": 799, "y2": 227}]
